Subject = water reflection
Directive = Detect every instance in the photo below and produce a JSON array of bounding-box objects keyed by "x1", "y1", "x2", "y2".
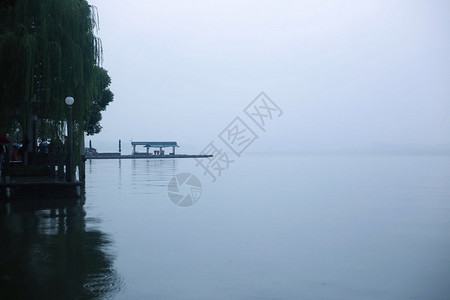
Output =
[
  {"x1": 0, "y1": 198, "x2": 122, "y2": 299},
  {"x1": 131, "y1": 159, "x2": 177, "y2": 194}
]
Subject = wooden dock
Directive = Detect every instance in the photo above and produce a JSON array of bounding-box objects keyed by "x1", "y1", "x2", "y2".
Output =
[
  {"x1": 0, "y1": 176, "x2": 83, "y2": 200},
  {"x1": 86, "y1": 140, "x2": 213, "y2": 160}
]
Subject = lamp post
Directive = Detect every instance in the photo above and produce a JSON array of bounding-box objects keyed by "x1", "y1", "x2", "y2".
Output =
[{"x1": 65, "y1": 96, "x2": 75, "y2": 182}]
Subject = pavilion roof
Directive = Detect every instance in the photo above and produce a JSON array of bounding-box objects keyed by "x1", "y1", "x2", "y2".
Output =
[{"x1": 131, "y1": 141, "x2": 179, "y2": 148}]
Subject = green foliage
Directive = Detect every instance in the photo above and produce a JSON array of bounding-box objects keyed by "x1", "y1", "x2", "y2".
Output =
[
  {"x1": 0, "y1": 0, "x2": 113, "y2": 138},
  {"x1": 86, "y1": 66, "x2": 114, "y2": 135}
]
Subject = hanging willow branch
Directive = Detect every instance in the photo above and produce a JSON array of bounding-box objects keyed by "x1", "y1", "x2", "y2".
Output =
[{"x1": 0, "y1": 0, "x2": 112, "y2": 140}]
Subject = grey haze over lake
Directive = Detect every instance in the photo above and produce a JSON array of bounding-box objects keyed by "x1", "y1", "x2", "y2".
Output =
[
  {"x1": 87, "y1": 0, "x2": 449, "y2": 155},
  {"x1": 2, "y1": 153, "x2": 450, "y2": 299},
  {"x1": 0, "y1": 152, "x2": 450, "y2": 300},
  {"x1": 90, "y1": 153, "x2": 450, "y2": 299}
]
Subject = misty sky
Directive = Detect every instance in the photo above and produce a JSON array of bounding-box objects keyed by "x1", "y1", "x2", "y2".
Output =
[{"x1": 87, "y1": 0, "x2": 449, "y2": 154}]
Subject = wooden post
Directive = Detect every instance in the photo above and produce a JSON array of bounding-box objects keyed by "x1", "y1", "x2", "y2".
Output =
[
  {"x1": 79, "y1": 155, "x2": 86, "y2": 182},
  {"x1": 79, "y1": 133, "x2": 86, "y2": 182}
]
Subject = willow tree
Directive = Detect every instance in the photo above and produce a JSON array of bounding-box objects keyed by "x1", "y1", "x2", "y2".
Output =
[{"x1": 0, "y1": 0, "x2": 113, "y2": 164}]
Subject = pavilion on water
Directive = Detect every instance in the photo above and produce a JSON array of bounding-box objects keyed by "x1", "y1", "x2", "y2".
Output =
[{"x1": 131, "y1": 141, "x2": 179, "y2": 156}]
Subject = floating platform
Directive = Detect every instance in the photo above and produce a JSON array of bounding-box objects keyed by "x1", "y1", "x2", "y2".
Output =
[{"x1": 87, "y1": 154, "x2": 213, "y2": 160}]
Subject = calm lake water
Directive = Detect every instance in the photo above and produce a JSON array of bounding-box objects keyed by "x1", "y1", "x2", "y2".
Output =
[{"x1": 1, "y1": 152, "x2": 450, "y2": 299}]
